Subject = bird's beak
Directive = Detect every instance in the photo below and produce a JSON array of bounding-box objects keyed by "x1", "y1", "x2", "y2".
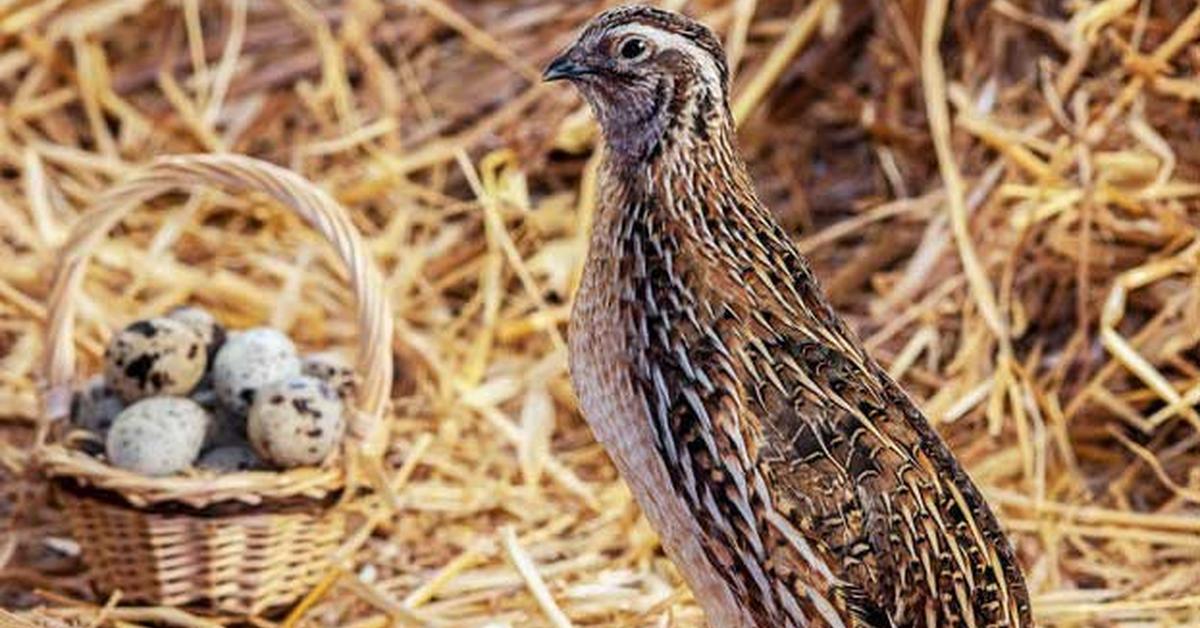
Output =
[{"x1": 543, "y1": 52, "x2": 591, "y2": 82}]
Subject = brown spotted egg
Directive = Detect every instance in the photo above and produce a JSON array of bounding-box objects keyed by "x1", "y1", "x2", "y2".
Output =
[
  {"x1": 212, "y1": 328, "x2": 301, "y2": 416},
  {"x1": 106, "y1": 397, "x2": 210, "y2": 476},
  {"x1": 168, "y1": 305, "x2": 227, "y2": 361},
  {"x1": 104, "y1": 318, "x2": 207, "y2": 403},
  {"x1": 70, "y1": 375, "x2": 125, "y2": 434},
  {"x1": 198, "y1": 443, "x2": 264, "y2": 472},
  {"x1": 247, "y1": 376, "x2": 344, "y2": 468},
  {"x1": 301, "y1": 351, "x2": 358, "y2": 401}
]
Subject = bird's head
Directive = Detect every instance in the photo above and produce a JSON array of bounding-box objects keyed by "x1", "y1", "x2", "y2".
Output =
[{"x1": 544, "y1": 5, "x2": 732, "y2": 160}]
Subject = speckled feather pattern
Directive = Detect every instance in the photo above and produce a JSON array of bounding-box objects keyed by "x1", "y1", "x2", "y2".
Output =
[{"x1": 562, "y1": 6, "x2": 1032, "y2": 627}]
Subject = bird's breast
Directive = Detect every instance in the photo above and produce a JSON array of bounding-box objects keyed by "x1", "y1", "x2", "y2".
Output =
[{"x1": 568, "y1": 244, "x2": 758, "y2": 628}]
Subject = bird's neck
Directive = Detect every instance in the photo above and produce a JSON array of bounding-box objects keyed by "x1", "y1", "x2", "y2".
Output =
[{"x1": 590, "y1": 119, "x2": 784, "y2": 275}]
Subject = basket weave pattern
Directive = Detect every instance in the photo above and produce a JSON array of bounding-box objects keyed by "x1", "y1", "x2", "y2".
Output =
[
  {"x1": 59, "y1": 489, "x2": 345, "y2": 614},
  {"x1": 38, "y1": 154, "x2": 393, "y2": 613}
]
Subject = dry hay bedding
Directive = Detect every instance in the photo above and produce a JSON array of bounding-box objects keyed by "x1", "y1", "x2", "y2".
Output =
[{"x1": 2, "y1": 0, "x2": 1200, "y2": 626}]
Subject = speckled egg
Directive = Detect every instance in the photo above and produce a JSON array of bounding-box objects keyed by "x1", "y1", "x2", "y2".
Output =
[
  {"x1": 301, "y1": 351, "x2": 358, "y2": 401},
  {"x1": 70, "y1": 375, "x2": 124, "y2": 434},
  {"x1": 191, "y1": 383, "x2": 244, "y2": 445},
  {"x1": 198, "y1": 443, "x2": 264, "y2": 472},
  {"x1": 106, "y1": 397, "x2": 210, "y2": 476},
  {"x1": 168, "y1": 305, "x2": 227, "y2": 361},
  {"x1": 212, "y1": 328, "x2": 301, "y2": 416},
  {"x1": 104, "y1": 318, "x2": 207, "y2": 402},
  {"x1": 204, "y1": 405, "x2": 247, "y2": 448},
  {"x1": 191, "y1": 382, "x2": 220, "y2": 414},
  {"x1": 247, "y1": 376, "x2": 344, "y2": 468}
]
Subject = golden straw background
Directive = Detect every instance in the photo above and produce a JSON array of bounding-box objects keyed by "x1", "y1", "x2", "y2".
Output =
[{"x1": 2, "y1": 0, "x2": 1200, "y2": 625}]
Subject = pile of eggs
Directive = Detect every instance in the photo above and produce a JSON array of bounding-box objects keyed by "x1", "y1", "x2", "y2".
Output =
[{"x1": 70, "y1": 306, "x2": 356, "y2": 477}]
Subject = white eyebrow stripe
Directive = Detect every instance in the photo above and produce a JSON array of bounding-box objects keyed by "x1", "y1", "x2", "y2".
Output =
[{"x1": 608, "y1": 23, "x2": 724, "y2": 93}]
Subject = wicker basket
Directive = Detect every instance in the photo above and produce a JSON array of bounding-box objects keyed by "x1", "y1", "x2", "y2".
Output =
[{"x1": 35, "y1": 154, "x2": 393, "y2": 615}]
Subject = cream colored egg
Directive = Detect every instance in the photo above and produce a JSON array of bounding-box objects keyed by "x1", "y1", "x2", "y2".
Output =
[
  {"x1": 197, "y1": 443, "x2": 264, "y2": 472},
  {"x1": 301, "y1": 351, "x2": 358, "y2": 401},
  {"x1": 247, "y1": 376, "x2": 344, "y2": 468},
  {"x1": 104, "y1": 318, "x2": 207, "y2": 403},
  {"x1": 168, "y1": 305, "x2": 227, "y2": 361},
  {"x1": 211, "y1": 328, "x2": 301, "y2": 416},
  {"x1": 70, "y1": 374, "x2": 125, "y2": 434},
  {"x1": 106, "y1": 397, "x2": 210, "y2": 476}
]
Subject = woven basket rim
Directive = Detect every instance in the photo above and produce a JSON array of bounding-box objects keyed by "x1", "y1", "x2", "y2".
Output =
[
  {"x1": 37, "y1": 154, "x2": 394, "y2": 508},
  {"x1": 52, "y1": 475, "x2": 342, "y2": 516}
]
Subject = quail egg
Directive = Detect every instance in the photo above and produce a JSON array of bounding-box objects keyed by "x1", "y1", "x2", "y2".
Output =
[
  {"x1": 203, "y1": 406, "x2": 247, "y2": 449},
  {"x1": 168, "y1": 305, "x2": 227, "y2": 361},
  {"x1": 70, "y1": 375, "x2": 124, "y2": 434},
  {"x1": 190, "y1": 382, "x2": 220, "y2": 413},
  {"x1": 212, "y1": 327, "x2": 301, "y2": 416},
  {"x1": 106, "y1": 397, "x2": 210, "y2": 476},
  {"x1": 301, "y1": 351, "x2": 358, "y2": 401},
  {"x1": 191, "y1": 383, "x2": 245, "y2": 446},
  {"x1": 104, "y1": 318, "x2": 207, "y2": 402},
  {"x1": 198, "y1": 443, "x2": 264, "y2": 472},
  {"x1": 247, "y1": 376, "x2": 344, "y2": 468}
]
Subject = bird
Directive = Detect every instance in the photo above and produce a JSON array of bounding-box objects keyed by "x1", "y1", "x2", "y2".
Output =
[{"x1": 548, "y1": 5, "x2": 1032, "y2": 627}]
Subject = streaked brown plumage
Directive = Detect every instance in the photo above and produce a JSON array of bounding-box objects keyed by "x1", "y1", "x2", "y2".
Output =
[{"x1": 550, "y1": 6, "x2": 1032, "y2": 627}]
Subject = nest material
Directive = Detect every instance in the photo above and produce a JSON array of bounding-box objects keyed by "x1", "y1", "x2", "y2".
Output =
[{"x1": 2, "y1": 0, "x2": 1200, "y2": 626}]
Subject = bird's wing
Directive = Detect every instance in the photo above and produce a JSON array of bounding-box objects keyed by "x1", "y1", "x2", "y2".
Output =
[
  {"x1": 621, "y1": 211, "x2": 1028, "y2": 626},
  {"x1": 724, "y1": 252, "x2": 1031, "y2": 628},
  {"x1": 621, "y1": 213, "x2": 889, "y2": 626}
]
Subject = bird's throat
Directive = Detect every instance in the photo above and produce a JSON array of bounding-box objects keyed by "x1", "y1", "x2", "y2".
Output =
[{"x1": 593, "y1": 119, "x2": 771, "y2": 274}]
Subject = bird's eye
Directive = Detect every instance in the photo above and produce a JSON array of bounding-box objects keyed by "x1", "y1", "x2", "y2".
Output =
[{"x1": 618, "y1": 37, "x2": 649, "y2": 60}]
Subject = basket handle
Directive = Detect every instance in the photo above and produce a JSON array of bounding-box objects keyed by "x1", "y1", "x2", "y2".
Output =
[{"x1": 42, "y1": 154, "x2": 394, "y2": 459}]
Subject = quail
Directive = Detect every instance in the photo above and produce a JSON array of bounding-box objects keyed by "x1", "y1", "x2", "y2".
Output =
[{"x1": 548, "y1": 6, "x2": 1033, "y2": 627}]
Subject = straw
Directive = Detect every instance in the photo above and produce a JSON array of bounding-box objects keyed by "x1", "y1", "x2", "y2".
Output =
[{"x1": 4, "y1": 0, "x2": 1200, "y2": 624}]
